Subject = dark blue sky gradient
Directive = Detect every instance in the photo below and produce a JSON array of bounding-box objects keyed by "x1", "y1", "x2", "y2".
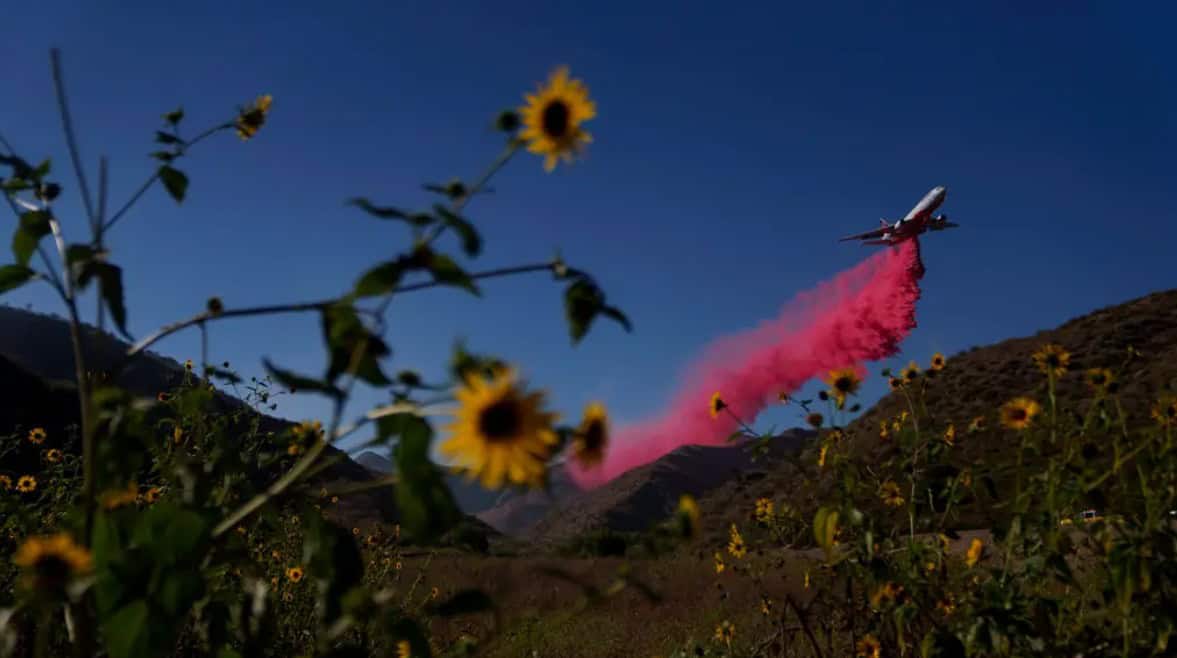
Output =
[{"x1": 3, "y1": 1, "x2": 1174, "y2": 457}]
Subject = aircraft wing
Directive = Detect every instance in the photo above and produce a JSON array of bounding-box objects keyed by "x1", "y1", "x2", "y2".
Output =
[{"x1": 838, "y1": 227, "x2": 888, "y2": 242}]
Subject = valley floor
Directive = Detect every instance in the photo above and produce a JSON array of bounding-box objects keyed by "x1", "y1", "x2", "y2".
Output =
[{"x1": 409, "y1": 530, "x2": 991, "y2": 657}]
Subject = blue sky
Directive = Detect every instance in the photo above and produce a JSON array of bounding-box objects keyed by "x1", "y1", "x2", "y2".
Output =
[{"x1": 2, "y1": 2, "x2": 1174, "y2": 460}]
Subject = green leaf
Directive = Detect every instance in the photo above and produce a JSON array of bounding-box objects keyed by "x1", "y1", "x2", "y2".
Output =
[
  {"x1": 149, "y1": 151, "x2": 176, "y2": 163},
  {"x1": 347, "y1": 198, "x2": 434, "y2": 226},
  {"x1": 304, "y1": 519, "x2": 365, "y2": 625},
  {"x1": 12, "y1": 210, "x2": 51, "y2": 267},
  {"x1": 434, "y1": 205, "x2": 482, "y2": 257},
  {"x1": 32, "y1": 159, "x2": 51, "y2": 180},
  {"x1": 154, "y1": 131, "x2": 182, "y2": 145},
  {"x1": 426, "y1": 252, "x2": 479, "y2": 296},
  {"x1": 426, "y1": 589, "x2": 494, "y2": 617},
  {"x1": 563, "y1": 278, "x2": 603, "y2": 344},
  {"x1": 320, "y1": 303, "x2": 392, "y2": 386},
  {"x1": 354, "y1": 258, "x2": 407, "y2": 298},
  {"x1": 163, "y1": 108, "x2": 184, "y2": 125},
  {"x1": 204, "y1": 364, "x2": 243, "y2": 384},
  {"x1": 0, "y1": 264, "x2": 36, "y2": 294},
  {"x1": 391, "y1": 414, "x2": 461, "y2": 542},
  {"x1": 95, "y1": 263, "x2": 131, "y2": 340},
  {"x1": 103, "y1": 600, "x2": 151, "y2": 658},
  {"x1": 158, "y1": 165, "x2": 188, "y2": 203},
  {"x1": 262, "y1": 359, "x2": 344, "y2": 399},
  {"x1": 599, "y1": 305, "x2": 633, "y2": 334}
]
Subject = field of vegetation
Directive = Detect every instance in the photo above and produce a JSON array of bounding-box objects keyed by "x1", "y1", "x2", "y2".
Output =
[{"x1": 3, "y1": 51, "x2": 1176, "y2": 658}]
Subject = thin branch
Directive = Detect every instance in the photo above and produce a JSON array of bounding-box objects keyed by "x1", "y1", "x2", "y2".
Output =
[
  {"x1": 118, "y1": 261, "x2": 556, "y2": 373},
  {"x1": 101, "y1": 122, "x2": 230, "y2": 235},
  {"x1": 50, "y1": 49, "x2": 97, "y2": 229}
]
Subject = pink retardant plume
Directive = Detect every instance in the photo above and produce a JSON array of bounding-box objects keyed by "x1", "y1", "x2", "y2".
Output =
[{"x1": 569, "y1": 239, "x2": 926, "y2": 489}]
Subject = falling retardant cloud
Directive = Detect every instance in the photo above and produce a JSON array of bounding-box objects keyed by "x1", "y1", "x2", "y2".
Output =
[{"x1": 568, "y1": 239, "x2": 926, "y2": 489}]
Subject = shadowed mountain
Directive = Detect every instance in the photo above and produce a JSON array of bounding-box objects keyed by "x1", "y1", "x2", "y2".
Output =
[
  {"x1": 0, "y1": 305, "x2": 389, "y2": 528},
  {"x1": 521, "y1": 430, "x2": 814, "y2": 545}
]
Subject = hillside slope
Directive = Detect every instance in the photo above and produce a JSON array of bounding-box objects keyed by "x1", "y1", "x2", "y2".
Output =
[
  {"x1": 693, "y1": 287, "x2": 1177, "y2": 541},
  {"x1": 0, "y1": 305, "x2": 396, "y2": 525}
]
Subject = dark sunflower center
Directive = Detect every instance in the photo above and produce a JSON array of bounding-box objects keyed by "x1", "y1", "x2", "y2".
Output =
[
  {"x1": 542, "y1": 101, "x2": 570, "y2": 138},
  {"x1": 479, "y1": 399, "x2": 522, "y2": 441},
  {"x1": 34, "y1": 555, "x2": 72, "y2": 586},
  {"x1": 834, "y1": 377, "x2": 853, "y2": 393},
  {"x1": 581, "y1": 421, "x2": 605, "y2": 452},
  {"x1": 1091, "y1": 373, "x2": 1106, "y2": 385},
  {"x1": 1009, "y1": 409, "x2": 1027, "y2": 422},
  {"x1": 1046, "y1": 355, "x2": 1060, "y2": 367}
]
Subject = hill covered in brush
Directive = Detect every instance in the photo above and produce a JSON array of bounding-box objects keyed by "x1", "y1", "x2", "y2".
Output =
[
  {"x1": 690, "y1": 287, "x2": 1177, "y2": 544},
  {"x1": 0, "y1": 304, "x2": 488, "y2": 539}
]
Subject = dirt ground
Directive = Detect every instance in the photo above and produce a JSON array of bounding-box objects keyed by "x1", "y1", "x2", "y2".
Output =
[{"x1": 404, "y1": 530, "x2": 992, "y2": 657}]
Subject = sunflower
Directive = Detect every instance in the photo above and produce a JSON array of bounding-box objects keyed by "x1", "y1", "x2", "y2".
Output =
[
  {"x1": 760, "y1": 596, "x2": 773, "y2": 616},
  {"x1": 184, "y1": 359, "x2": 194, "y2": 372},
  {"x1": 901, "y1": 361, "x2": 921, "y2": 383},
  {"x1": 440, "y1": 367, "x2": 560, "y2": 490},
  {"x1": 930, "y1": 353, "x2": 947, "y2": 370},
  {"x1": 713, "y1": 620, "x2": 735, "y2": 645},
  {"x1": 27, "y1": 427, "x2": 47, "y2": 444},
  {"x1": 709, "y1": 392, "x2": 727, "y2": 419},
  {"x1": 966, "y1": 537, "x2": 984, "y2": 567},
  {"x1": 713, "y1": 551, "x2": 726, "y2": 574},
  {"x1": 856, "y1": 634, "x2": 881, "y2": 658},
  {"x1": 806, "y1": 412, "x2": 824, "y2": 429},
  {"x1": 143, "y1": 487, "x2": 162, "y2": 504},
  {"x1": 1085, "y1": 368, "x2": 1115, "y2": 395},
  {"x1": 879, "y1": 480, "x2": 905, "y2": 507},
  {"x1": 754, "y1": 497, "x2": 774, "y2": 524},
  {"x1": 888, "y1": 376, "x2": 903, "y2": 391},
  {"x1": 396, "y1": 640, "x2": 412, "y2": 658},
  {"x1": 518, "y1": 67, "x2": 596, "y2": 172},
  {"x1": 677, "y1": 494, "x2": 699, "y2": 538},
  {"x1": 824, "y1": 367, "x2": 862, "y2": 408},
  {"x1": 287, "y1": 443, "x2": 303, "y2": 457},
  {"x1": 870, "y1": 581, "x2": 903, "y2": 607},
  {"x1": 286, "y1": 566, "x2": 304, "y2": 583},
  {"x1": 16, "y1": 475, "x2": 36, "y2": 493},
  {"x1": 967, "y1": 416, "x2": 986, "y2": 432},
  {"x1": 936, "y1": 594, "x2": 957, "y2": 616},
  {"x1": 0, "y1": 475, "x2": 11, "y2": 490},
  {"x1": 235, "y1": 94, "x2": 273, "y2": 141},
  {"x1": 727, "y1": 524, "x2": 747, "y2": 559},
  {"x1": 430, "y1": 586, "x2": 440, "y2": 600},
  {"x1": 572, "y1": 402, "x2": 609, "y2": 469},
  {"x1": 45, "y1": 448, "x2": 63, "y2": 464},
  {"x1": 157, "y1": 392, "x2": 170, "y2": 402},
  {"x1": 1032, "y1": 343, "x2": 1070, "y2": 378},
  {"x1": 943, "y1": 424, "x2": 956, "y2": 446},
  {"x1": 818, "y1": 444, "x2": 828, "y2": 467},
  {"x1": 878, "y1": 421, "x2": 890, "y2": 441},
  {"x1": 173, "y1": 427, "x2": 184, "y2": 444},
  {"x1": 778, "y1": 392, "x2": 791, "y2": 404},
  {"x1": 13, "y1": 532, "x2": 92, "y2": 589},
  {"x1": 1000, "y1": 397, "x2": 1041, "y2": 430},
  {"x1": 1152, "y1": 399, "x2": 1177, "y2": 427}
]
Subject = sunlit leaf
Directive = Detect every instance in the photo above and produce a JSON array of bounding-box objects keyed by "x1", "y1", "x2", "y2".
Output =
[{"x1": 434, "y1": 205, "x2": 482, "y2": 257}]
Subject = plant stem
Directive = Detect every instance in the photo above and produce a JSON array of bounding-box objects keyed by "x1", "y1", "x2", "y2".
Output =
[
  {"x1": 50, "y1": 49, "x2": 97, "y2": 230},
  {"x1": 100, "y1": 122, "x2": 230, "y2": 235}
]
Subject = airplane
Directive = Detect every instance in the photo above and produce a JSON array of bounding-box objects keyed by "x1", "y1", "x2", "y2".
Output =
[{"x1": 839, "y1": 186, "x2": 958, "y2": 246}]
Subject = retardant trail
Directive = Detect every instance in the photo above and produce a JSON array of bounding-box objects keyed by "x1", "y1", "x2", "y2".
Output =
[{"x1": 569, "y1": 239, "x2": 926, "y2": 489}]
